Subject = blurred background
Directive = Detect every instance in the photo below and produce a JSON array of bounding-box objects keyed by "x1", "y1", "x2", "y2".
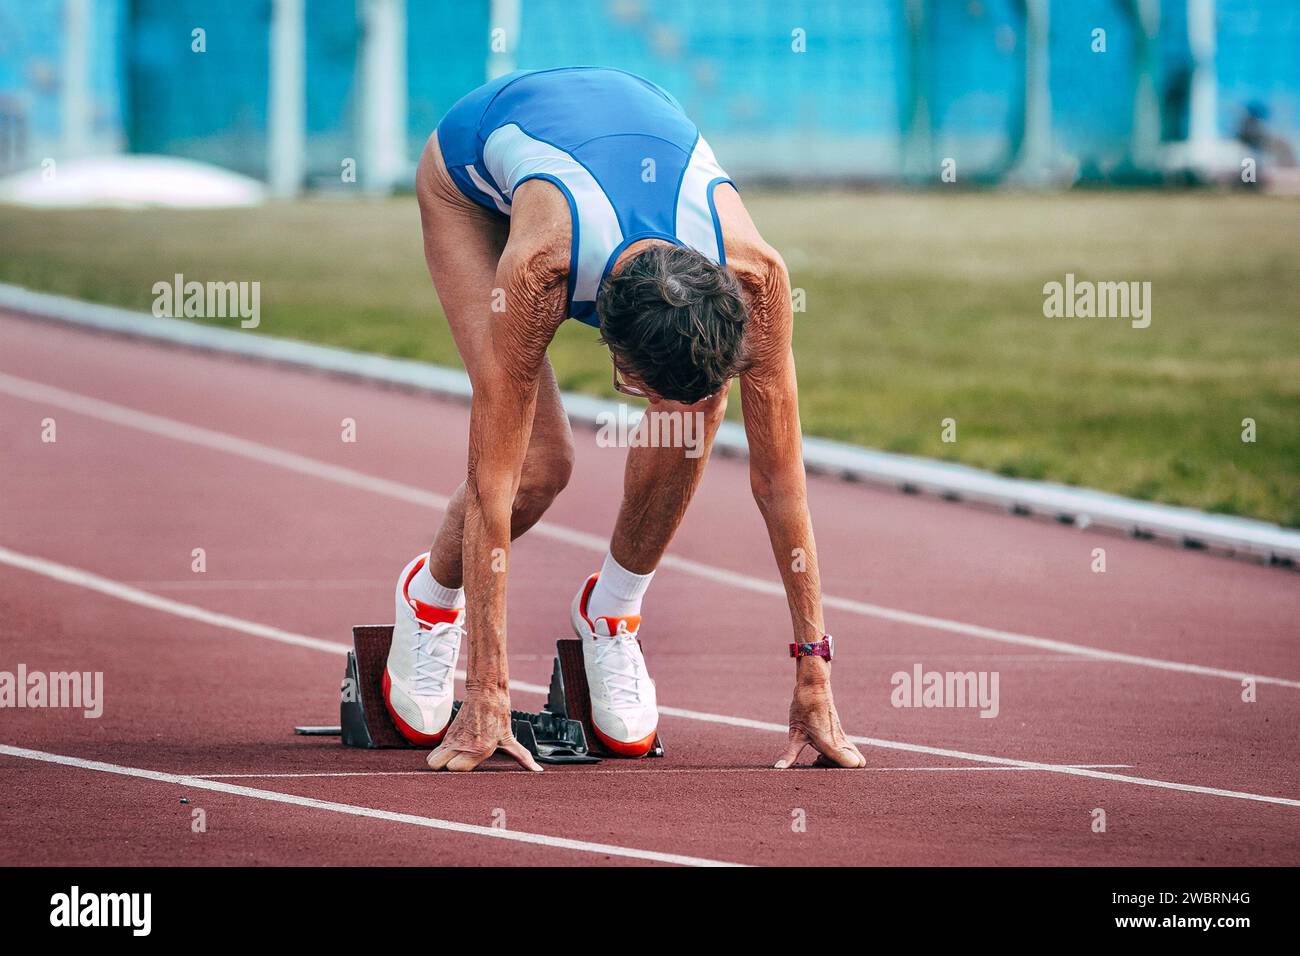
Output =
[
  {"x1": 2, "y1": 0, "x2": 1298, "y2": 187},
  {"x1": 1, "y1": 1, "x2": 1297, "y2": 527}
]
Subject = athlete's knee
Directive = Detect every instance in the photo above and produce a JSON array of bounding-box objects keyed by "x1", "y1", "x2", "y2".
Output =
[
  {"x1": 512, "y1": 442, "x2": 574, "y2": 522},
  {"x1": 529, "y1": 447, "x2": 574, "y2": 501},
  {"x1": 700, "y1": 381, "x2": 731, "y2": 430},
  {"x1": 652, "y1": 379, "x2": 730, "y2": 433}
]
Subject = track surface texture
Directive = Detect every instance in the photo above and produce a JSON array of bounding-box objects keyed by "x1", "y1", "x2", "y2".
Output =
[{"x1": 1, "y1": 312, "x2": 1296, "y2": 867}]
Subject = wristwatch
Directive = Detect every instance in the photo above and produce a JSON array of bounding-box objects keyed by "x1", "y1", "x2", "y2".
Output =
[{"x1": 789, "y1": 635, "x2": 834, "y2": 662}]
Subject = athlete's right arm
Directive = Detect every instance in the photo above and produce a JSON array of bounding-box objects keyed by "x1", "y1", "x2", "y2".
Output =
[
  {"x1": 463, "y1": 239, "x2": 567, "y2": 678},
  {"x1": 427, "y1": 216, "x2": 568, "y2": 773}
]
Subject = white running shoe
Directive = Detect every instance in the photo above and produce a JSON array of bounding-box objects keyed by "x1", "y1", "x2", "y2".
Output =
[
  {"x1": 570, "y1": 573, "x2": 659, "y2": 756},
  {"x1": 384, "y1": 553, "x2": 464, "y2": 745}
]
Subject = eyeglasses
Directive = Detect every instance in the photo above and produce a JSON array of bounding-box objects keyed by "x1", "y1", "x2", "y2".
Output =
[
  {"x1": 612, "y1": 358, "x2": 724, "y2": 404},
  {"x1": 612, "y1": 359, "x2": 650, "y2": 398}
]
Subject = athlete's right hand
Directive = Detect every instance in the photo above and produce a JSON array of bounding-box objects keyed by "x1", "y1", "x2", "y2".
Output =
[{"x1": 426, "y1": 691, "x2": 543, "y2": 773}]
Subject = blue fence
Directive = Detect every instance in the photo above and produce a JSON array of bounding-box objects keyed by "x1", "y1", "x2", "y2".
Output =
[{"x1": 0, "y1": 0, "x2": 1297, "y2": 182}]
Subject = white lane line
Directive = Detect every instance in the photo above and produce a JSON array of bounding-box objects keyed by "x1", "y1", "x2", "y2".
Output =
[
  {"x1": 191, "y1": 764, "x2": 1135, "y2": 779},
  {"x1": 1, "y1": 544, "x2": 1295, "y2": 808},
  {"x1": 0, "y1": 545, "x2": 347, "y2": 657},
  {"x1": 1, "y1": 370, "x2": 1295, "y2": 690},
  {"x1": 0, "y1": 744, "x2": 742, "y2": 867},
  {"x1": 662, "y1": 706, "x2": 1300, "y2": 807},
  {"x1": 125, "y1": 579, "x2": 387, "y2": 591},
  {"x1": 196, "y1": 771, "x2": 428, "y2": 779}
]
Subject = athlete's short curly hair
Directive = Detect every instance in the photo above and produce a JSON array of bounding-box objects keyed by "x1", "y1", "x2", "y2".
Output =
[{"x1": 596, "y1": 244, "x2": 749, "y2": 404}]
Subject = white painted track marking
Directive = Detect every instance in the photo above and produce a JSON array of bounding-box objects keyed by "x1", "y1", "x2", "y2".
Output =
[
  {"x1": 0, "y1": 545, "x2": 1296, "y2": 808},
  {"x1": 0, "y1": 745, "x2": 743, "y2": 867},
  {"x1": 1, "y1": 371, "x2": 1295, "y2": 689},
  {"x1": 190, "y1": 765, "x2": 1133, "y2": 779}
]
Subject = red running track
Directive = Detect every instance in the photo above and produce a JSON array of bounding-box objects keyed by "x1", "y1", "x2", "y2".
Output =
[{"x1": 0, "y1": 311, "x2": 1297, "y2": 866}]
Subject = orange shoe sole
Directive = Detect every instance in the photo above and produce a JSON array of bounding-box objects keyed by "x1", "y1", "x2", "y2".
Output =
[
  {"x1": 591, "y1": 721, "x2": 658, "y2": 757},
  {"x1": 382, "y1": 668, "x2": 450, "y2": 746}
]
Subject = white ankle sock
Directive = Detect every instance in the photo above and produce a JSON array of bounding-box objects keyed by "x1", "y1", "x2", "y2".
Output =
[
  {"x1": 587, "y1": 552, "x2": 654, "y2": 622},
  {"x1": 408, "y1": 560, "x2": 463, "y2": 609}
]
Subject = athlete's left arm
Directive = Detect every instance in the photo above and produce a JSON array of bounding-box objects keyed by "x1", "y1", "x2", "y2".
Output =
[
  {"x1": 719, "y1": 188, "x2": 865, "y2": 770},
  {"x1": 735, "y1": 255, "x2": 823, "y2": 655}
]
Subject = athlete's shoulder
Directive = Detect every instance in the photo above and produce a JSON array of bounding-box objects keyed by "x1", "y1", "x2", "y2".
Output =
[
  {"x1": 710, "y1": 183, "x2": 790, "y2": 354},
  {"x1": 713, "y1": 184, "x2": 785, "y2": 279},
  {"x1": 501, "y1": 178, "x2": 572, "y2": 274}
]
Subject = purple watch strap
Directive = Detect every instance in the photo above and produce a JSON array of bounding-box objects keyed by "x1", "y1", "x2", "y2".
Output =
[{"x1": 789, "y1": 635, "x2": 834, "y2": 661}]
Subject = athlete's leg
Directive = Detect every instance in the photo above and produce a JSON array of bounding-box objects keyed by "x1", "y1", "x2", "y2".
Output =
[
  {"x1": 569, "y1": 384, "x2": 731, "y2": 755},
  {"x1": 385, "y1": 132, "x2": 574, "y2": 746},
  {"x1": 609, "y1": 382, "x2": 732, "y2": 574},
  {"x1": 415, "y1": 131, "x2": 575, "y2": 590}
]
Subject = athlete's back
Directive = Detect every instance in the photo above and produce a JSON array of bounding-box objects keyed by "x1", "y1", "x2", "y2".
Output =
[{"x1": 436, "y1": 67, "x2": 733, "y2": 326}]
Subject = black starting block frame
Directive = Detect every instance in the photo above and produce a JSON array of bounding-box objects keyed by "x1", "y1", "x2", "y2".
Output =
[
  {"x1": 294, "y1": 626, "x2": 662, "y2": 764},
  {"x1": 549, "y1": 637, "x2": 665, "y2": 759}
]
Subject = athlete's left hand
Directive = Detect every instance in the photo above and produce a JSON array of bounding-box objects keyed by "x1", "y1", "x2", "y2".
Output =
[{"x1": 774, "y1": 677, "x2": 866, "y2": 769}]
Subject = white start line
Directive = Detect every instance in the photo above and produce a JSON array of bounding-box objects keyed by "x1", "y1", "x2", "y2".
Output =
[
  {"x1": 186, "y1": 764, "x2": 1134, "y2": 779},
  {"x1": 0, "y1": 743, "x2": 743, "y2": 868},
  {"x1": 0, "y1": 544, "x2": 1296, "y2": 810}
]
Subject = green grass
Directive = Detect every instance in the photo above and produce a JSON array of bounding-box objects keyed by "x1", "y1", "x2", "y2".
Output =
[{"x1": 2, "y1": 191, "x2": 1298, "y2": 526}]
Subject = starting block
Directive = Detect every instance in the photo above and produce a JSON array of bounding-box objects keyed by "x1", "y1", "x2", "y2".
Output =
[
  {"x1": 294, "y1": 626, "x2": 663, "y2": 764},
  {"x1": 549, "y1": 637, "x2": 664, "y2": 759}
]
